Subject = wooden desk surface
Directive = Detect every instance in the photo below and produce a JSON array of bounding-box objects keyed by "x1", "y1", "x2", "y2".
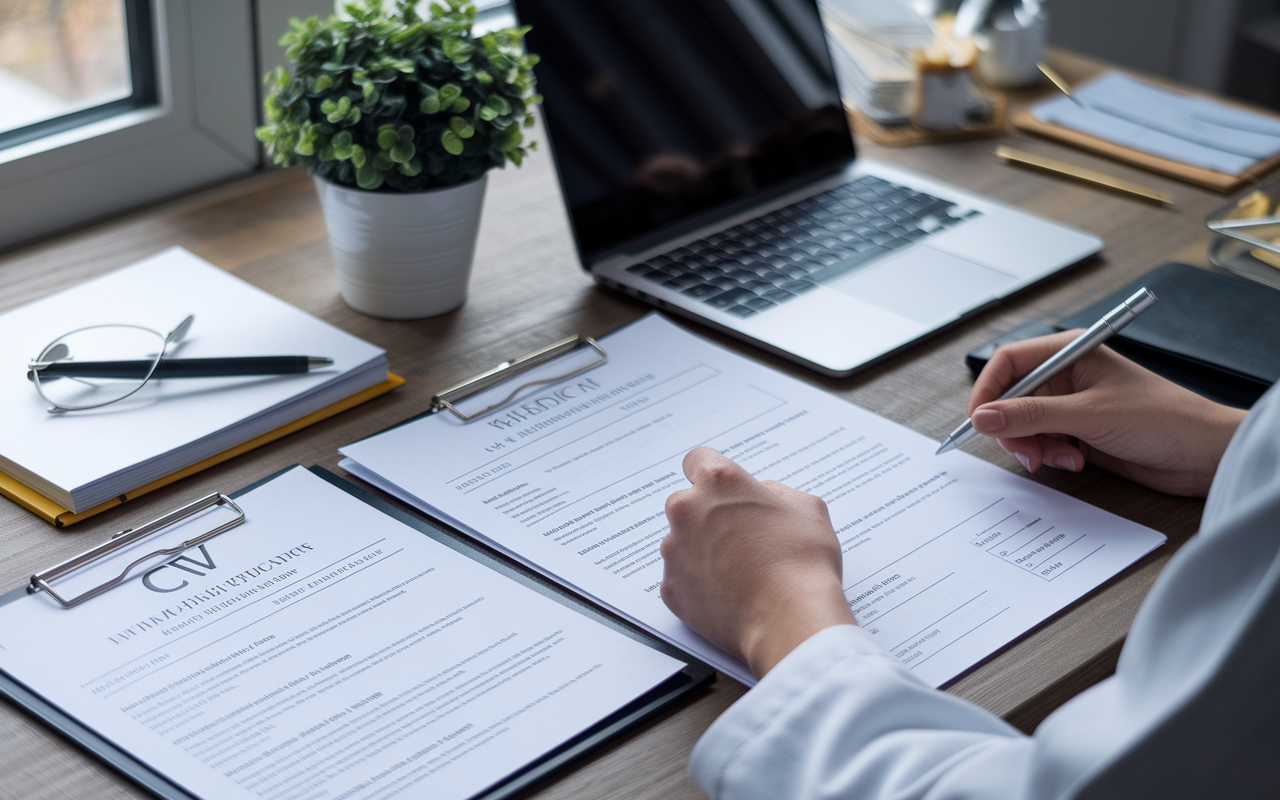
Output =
[{"x1": 0, "y1": 52, "x2": 1237, "y2": 800}]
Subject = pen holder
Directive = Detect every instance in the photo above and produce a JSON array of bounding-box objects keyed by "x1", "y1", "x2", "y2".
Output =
[{"x1": 911, "y1": 35, "x2": 994, "y2": 132}]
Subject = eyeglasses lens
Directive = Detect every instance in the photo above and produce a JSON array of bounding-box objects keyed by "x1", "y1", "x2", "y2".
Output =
[{"x1": 35, "y1": 326, "x2": 166, "y2": 410}]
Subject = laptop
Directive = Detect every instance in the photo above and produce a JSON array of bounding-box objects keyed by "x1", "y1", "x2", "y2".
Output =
[{"x1": 512, "y1": 0, "x2": 1101, "y2": 377}]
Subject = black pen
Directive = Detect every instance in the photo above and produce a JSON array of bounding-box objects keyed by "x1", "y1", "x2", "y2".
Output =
[{"x1": 28, "y1": 356, "x2": 334, "y2": 381}]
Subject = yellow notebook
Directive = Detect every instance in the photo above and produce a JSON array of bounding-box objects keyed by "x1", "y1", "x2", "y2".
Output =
[{"x1": 0, "y1": 373, "x2": 404, "y2": 527}]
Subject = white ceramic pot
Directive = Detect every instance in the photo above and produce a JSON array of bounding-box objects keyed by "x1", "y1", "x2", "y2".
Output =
[{"x1": 314, "y1": 173, "x2": 488, "y2": 319}]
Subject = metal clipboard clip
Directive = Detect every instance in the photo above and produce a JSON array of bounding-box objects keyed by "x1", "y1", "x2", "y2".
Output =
[
  {"x1": 431, "y1": 335, "x2": 608, "y2": 423},
  {"x1": 29, "y1": 493, "x2": 246, "y2": 608}
]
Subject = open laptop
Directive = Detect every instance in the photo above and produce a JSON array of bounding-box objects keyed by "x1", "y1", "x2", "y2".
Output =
[{"x1": 512, "y1": 0, "x2": 1101, "y2": 377}]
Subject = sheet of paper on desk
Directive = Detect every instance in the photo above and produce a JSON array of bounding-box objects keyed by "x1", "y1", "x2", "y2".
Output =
[
  {"x1": 339, "y1": 314, "x2": 1166, "y2": 687},
  {"x1": 0, "y1": 467, "x2": 684, "y2": 800},
  {"x1": 1031, "y1": 72, "x2": 1280, "y2": 175}
]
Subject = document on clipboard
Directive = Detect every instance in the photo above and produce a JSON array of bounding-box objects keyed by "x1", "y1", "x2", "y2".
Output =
[
  {"x1": 338, "y1": 313, "x2": 1166, "y2": 687},
  {"x1": 0, "y1": 466, "x2": 704, "y2": 800}
]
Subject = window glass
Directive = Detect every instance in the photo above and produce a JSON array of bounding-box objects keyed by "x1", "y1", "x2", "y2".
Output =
[{"x1": 0, "y1": 0, "x2": 131, "y2": 137}]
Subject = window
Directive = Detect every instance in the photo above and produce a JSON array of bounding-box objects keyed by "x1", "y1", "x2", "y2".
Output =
[
  {"x1": 0, "y1": 0, "x2": 153, "y2": 148},
  {"x1": 0, "y1": 0, "x2": 331, "y2": 252}
]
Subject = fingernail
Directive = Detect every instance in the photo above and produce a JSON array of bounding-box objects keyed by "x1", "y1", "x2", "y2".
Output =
[
  {"x1": 1015, "y1": 452, "x2": 1031, "y2": 471},
  {"x1": 1052, "y1": 454, "x2": 1079, "y2": 472},
  {"x1": 972, "y1": 408, "x2": 1005, "y2": 433}
]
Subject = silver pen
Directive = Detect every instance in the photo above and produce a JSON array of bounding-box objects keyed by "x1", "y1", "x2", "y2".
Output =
[{"x1": 936, "y1": 287, "x2": 1159, "y2": 455}]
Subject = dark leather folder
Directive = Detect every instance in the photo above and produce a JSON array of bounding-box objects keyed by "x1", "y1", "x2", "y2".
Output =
[{"x1": 968, "y1": 264, "x2": 1280, "y2": 408}]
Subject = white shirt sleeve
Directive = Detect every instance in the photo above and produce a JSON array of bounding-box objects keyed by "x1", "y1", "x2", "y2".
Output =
[{"x1": 690, "y1": 384, "x2": 1280, "y2": 800}]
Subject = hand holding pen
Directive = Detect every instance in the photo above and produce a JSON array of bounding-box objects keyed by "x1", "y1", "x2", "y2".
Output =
[
  {"x1": 938, "y1": 288, "x2": 1247, "y2": 497},
  {"x1": 938, "y1": 288, "x2": 1158, "y2": 455}
]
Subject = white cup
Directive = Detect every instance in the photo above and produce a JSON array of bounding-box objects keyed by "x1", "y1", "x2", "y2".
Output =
[{"x1": 977, "y1": 10, "x2": 1048, "y2": 89}]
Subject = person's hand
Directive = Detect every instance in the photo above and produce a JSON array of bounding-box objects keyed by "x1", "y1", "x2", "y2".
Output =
[
  {"x1": 660, "y1": 447, "x2": 855, "y2": 678},
  {"x1": 968, "y1": 332, "x2": 1247, "y2": 497}
]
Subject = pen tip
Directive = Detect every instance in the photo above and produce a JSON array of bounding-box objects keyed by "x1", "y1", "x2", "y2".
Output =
[
  {"x1": 935, "y1": 439, "x2": 954, "y2": 456},
  {"x1": 308, "y1": 357, "x2": 335, "y2": 369}
]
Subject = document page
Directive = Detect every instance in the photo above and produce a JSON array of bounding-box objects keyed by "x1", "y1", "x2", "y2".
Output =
[
  {"x1": 0, "y1": 467, "x2": 684, "y2": 800},
  {"x1": 340, "y1": 314, "x2": 1166, "y2": 686}
]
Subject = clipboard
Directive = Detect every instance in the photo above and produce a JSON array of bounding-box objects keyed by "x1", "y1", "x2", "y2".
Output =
[
  {"x1": 430, "y1": 335, "x2": 607, "y2": 423},
  {"x1": 0, "y1": 464, "x2": 714, "y2": 800},
  {"x1": 1012, "y1": 73, "x2": 1280, "y2": 193},
  {"x1": 333, "y1": 331, "x2": 612, "y2": 452}
]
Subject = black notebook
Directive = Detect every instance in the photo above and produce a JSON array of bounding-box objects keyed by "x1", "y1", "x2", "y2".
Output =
[{"x1": 968, "y1": 264, "x2": 1280, "y2": 408}]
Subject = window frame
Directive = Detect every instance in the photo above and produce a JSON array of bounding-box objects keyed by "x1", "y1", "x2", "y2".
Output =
[
  {"x1": 0, "y1": 0, "x2": 158, "y2": 151},
  {"x1": 0, "y1": 0, "x2": 332, "y2": 253}
]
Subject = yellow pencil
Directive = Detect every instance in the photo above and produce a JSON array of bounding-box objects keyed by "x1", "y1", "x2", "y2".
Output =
[{"x1": 994, "y1": 145, "x2": 1176, "y2": 206}]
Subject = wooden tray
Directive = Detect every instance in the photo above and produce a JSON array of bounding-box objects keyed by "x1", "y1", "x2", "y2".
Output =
[{"x1": 849, "y1": 90, "x2": 1008, "y2": 147}]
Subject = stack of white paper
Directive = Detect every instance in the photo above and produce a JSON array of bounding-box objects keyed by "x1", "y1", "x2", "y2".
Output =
[
  {"x1": 822, "y1": 0, "x2": 934, "y2": 49},
  {"x1": 1031, "y1": 72, "x2": 1280, "y2": 175},
  {"x1": 0, "y1": 247, "x2": 388, "y2": 512},
  {"x1": 821, "y1": 0, "x2": 933, "y2": 124}
]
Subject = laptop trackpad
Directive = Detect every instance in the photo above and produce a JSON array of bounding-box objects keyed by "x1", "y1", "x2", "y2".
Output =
[{"x1": 829, "y1": 246, "x2": 1017, "y2": 324}]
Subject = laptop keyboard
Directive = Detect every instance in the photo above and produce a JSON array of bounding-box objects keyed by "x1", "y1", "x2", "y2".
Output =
[{"x1": 624, "y1": 175, "x2": 982, "y2": 318}]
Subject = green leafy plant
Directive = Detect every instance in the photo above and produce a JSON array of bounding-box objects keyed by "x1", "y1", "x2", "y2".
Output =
[{"x1": 256, "y1": 0, "x2": 541, "y2": 192}]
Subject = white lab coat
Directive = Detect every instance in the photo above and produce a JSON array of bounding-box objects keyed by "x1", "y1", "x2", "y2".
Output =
[{"x1": 690, "y1": 383, "x2": 1280, "y2": 799}]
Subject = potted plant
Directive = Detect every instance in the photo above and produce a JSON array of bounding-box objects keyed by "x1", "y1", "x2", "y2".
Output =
[{"x1": 256, "y1": 0, "x2": 541, "y2": 319}]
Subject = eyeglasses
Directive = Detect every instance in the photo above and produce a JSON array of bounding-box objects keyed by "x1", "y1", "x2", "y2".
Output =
[
  {"x1": 28, "y1": 315, "x2": 195, "y2": 414},
  {"x1": 28, "y1": 316, "x2": 336, "y2": 415}
]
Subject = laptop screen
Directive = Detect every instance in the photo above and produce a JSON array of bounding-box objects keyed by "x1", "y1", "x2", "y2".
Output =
[{"x1": 514, "y1": 0, "x2": 856, "y2": 262}]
